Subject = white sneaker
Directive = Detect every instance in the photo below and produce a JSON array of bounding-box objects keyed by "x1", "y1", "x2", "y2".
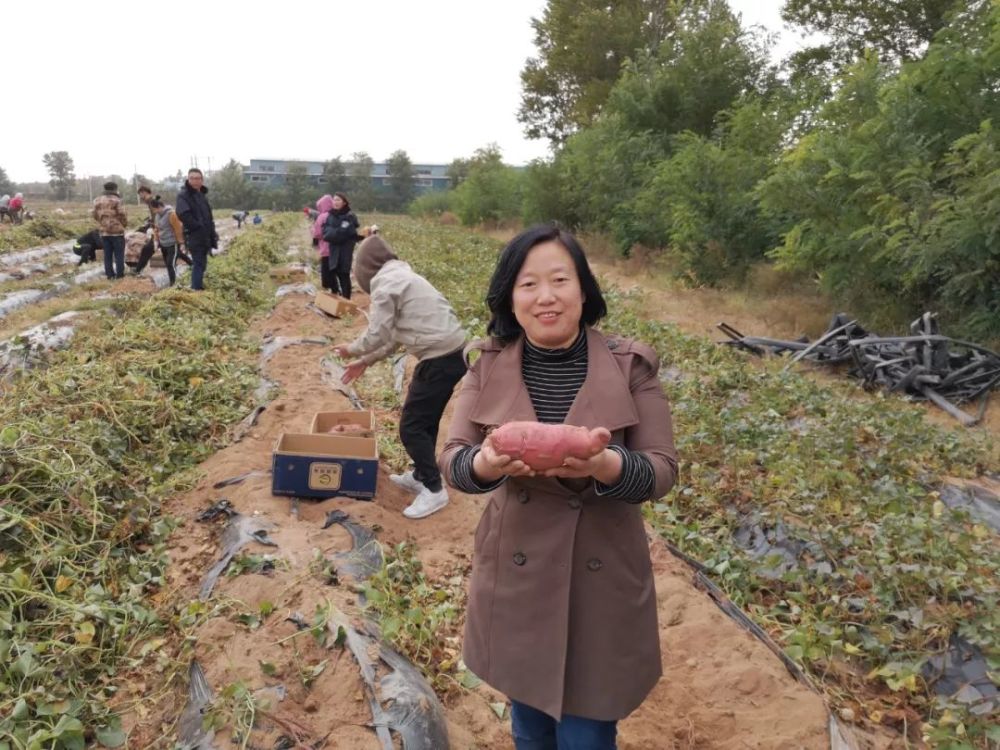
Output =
[
  {"x1": 389, "y1": 470, "x2": 424, "y2": 494},
  {"x1": 403, "y1": 487, "x2": 449, "y2": 519}
]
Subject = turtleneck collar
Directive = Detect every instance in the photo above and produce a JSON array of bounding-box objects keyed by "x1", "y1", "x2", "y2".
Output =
[{"x1": 523, "y1": 327, "x2": 587, "y2": 362}]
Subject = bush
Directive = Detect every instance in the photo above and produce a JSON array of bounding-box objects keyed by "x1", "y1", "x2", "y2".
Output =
[
  {"x1": 622, "y1": 131, "x2": 779, "y2": 285},
  {"x1": 452, "y1": 149, "x2": 524, "y2": 226},
  {"x1": 408, "y1": 190, "x2": 454, "y2": 218}
]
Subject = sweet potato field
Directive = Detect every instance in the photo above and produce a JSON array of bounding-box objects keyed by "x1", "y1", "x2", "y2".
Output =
[
  {"x1": 0, "y1": 214, "x2": 997, "y2": 749},
  {"x1": 373, "y1": 217, "x2": 999, "y2": 748}
]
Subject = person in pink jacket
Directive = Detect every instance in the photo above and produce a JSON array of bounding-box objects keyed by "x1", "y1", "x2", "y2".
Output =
[{"x1": 311, "y1": 194, "x2": 335, "y2": 292}]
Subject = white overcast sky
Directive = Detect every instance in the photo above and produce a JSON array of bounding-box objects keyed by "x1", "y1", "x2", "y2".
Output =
[{"x1": 5, "y1": 1, "x2": 815, "y2": 183}]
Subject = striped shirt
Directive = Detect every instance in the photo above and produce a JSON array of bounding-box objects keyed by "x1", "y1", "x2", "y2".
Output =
[{"x1": 451, "y1": 331, "x2": 656, "y2": 503}]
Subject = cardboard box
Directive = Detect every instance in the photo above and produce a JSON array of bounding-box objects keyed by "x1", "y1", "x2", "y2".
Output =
[
  {"x1": 272, "y1": 432, "x2": 378, "y2": 500},
  {"x1": 315, "y1": 292, "x2": 360, "y2": 318},
  {"x1": 311, "y1": 409, "x2": 375, "y2": 437}
]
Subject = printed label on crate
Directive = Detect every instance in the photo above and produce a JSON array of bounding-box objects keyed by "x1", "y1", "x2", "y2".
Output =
[{"x1": 309, "y1": 462, "x2": 343, "y2": 491}]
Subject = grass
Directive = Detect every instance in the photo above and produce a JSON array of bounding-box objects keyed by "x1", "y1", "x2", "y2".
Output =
[{"x1": 361, "y1": 542, "x2": 468, "y2": 696}]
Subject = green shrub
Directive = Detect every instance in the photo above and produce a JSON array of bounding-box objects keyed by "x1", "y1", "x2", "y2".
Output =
[{"x1": 408, "y1": 190, "x2": 454, "y2": 218}]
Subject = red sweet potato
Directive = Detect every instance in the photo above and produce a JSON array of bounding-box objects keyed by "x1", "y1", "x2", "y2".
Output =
[
  {"x1": 488, "y1": 421, "x2": 611, "y2": 471},
  {"x1": 327, "y1": 423, "x2": 373, "y2": 437}
]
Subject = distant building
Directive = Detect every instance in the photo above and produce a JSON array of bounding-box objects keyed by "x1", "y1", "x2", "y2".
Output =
[
  {"x1": 243, "y1": 159, "x2": 451, "y2": 194},
  {"x1": 161, "y1": 177, "x2": 184, "y2": 193}
]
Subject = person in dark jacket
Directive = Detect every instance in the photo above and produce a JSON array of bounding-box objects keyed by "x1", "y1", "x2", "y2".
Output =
[
  {"x1": 175, "y1": 168, "x2": 219, "y2": 291},
  {"x1": 321, "y1": 192, "x2": 364, "y2": 299},
  {"x1": 73, "y1": 229, "x2": 103, "y2": 265}
]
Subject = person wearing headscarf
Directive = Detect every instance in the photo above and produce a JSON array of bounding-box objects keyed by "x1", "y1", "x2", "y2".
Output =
[{"x1": 333, "y1": 235, "x2": 467, "y2": 519}]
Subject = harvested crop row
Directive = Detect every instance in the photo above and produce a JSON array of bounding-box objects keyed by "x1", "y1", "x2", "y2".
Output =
[{"x1": 0, "y1": 215, "x2": 297, "y2": 746}]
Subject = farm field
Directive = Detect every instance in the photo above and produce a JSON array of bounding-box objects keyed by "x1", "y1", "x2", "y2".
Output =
[{"x1": 1, "y1": 214, "x2": 997, "y2": 749}]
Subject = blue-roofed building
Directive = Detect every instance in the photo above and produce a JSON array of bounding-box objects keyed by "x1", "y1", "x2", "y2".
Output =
[{"x1": 243, "y1": 159, "x2": 451, "y2": 194}]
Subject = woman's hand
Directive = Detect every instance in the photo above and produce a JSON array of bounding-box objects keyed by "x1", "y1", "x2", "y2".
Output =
[
  {"x1": 472, "y1": 435, "x2": 536, "y2": 483},
  {"x1": 541, "y1": 441, "x2": 621, "y2": 484},
  {"x1": 341, "y1": 359, "x2": 368, "y2": 384}
]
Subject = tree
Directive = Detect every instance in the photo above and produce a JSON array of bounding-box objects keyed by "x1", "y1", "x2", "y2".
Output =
[
  {"x1": 521, "y1": 159, "x2": 567, "y2": 226},
  {"x1": 518, "y1": 0, "x2": 675, "y2": 145},
  {"x1": 781, "y1": 0, "x2": 978, "y2": 66},
  {"x1": 760, "y1": 1, "x2": 1000, "y2": 338},
  {"x1": 447, "y1": 157, "x2": 471, "y2": 188},
  {"x1": 348, "y1": 152, "x2": 377, "y2": 211},
  {"x1": 323, "y1": 158, "x2": 347, "y2": 196},
  {"x1": 622, "y1": 99, "x2": 787, "y2": 284},
  {"x1": 0, "y1": 167, "x2": 16, "y2": 197},
  {"x1": 452, "y1": 145, "x2": 523, "y2": 225},
  {"x1": 283, "y1": 162, "x2": 311, "y2": 211},
  {"x1": 209, "y1": 159, "x2": 259, "y2": 209},
  {"x1": 605, "y1": 0, "x2": 773, "y2": 145},
  {"x1": 43, "y1": 151, "x2": 75, "y2": 200},
  {"x1": 385, "y1": 150, "x2": 415, "y2": 212}
]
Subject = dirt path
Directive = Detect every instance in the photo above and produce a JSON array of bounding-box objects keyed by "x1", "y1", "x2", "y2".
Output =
[{"x1": 122, "y1": 236, "x2": 856, "y2": 748}]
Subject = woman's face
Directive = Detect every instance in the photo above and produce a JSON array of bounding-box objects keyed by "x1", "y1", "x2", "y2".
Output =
[
  {"x1": 332, "y1": 195, "x2": 346, "y2": 210},
  {"x1": 512, "y1": 240, "x2": 584, "y2": 349}
]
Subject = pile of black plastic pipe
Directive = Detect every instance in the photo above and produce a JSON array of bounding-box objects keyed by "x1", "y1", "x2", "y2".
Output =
[{"x1": 718, "y1": 312, "x2": 1000, "y2": 426}]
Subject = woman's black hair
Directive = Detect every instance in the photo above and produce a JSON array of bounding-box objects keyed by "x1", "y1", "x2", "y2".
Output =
[
  {"x1": 486, "y1": 223, "x2": 607, "y2": 345},
  {"x1": 148, "y1": 197, "x2": 165, "y2": 208}
]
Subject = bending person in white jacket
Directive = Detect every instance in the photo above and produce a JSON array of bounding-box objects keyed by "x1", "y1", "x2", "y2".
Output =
[{"x1": 334, "y1": 235, "x2": 467, "y2": 519}]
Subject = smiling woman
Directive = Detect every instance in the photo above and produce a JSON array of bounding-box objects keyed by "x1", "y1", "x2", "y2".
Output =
[
  {"x1": 486, "y1": 227, "x2": 607, "y2": 348},
  {"x1": 440, "y1": 224, "x2": 678, "y2": 750}
]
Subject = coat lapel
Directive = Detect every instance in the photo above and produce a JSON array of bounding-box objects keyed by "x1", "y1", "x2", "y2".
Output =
[
  {"x1": 562, "y1": 327, "x2": 639, "y2": 433},
  {"x1": 468, "y1": 338, "x2": 537, "y2": 426}
]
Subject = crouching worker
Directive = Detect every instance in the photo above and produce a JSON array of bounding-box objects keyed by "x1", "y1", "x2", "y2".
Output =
[
  {"x1": 73, "y1": 229, "x2": 103, "y2": 265},
  {"x1": 124, "y1": 229, "x2": 154, "y2": 274},
  {"x1": 333, "y1": 235, "x2": 467, "y2": 520}
]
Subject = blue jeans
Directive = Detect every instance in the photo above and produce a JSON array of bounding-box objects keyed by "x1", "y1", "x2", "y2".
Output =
[
  {"x1": 190, "y1": 246, "x2": 209, "y2": 290},
  {"x1": 101, "y1": 235, "x2": 125, "y2": 278},
  {"x1": 511, "y1": 700, "x2": 617, "y2": 750}
]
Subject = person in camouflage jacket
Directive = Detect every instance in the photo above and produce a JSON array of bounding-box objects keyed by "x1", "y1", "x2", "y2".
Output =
[{"x1": 92, "y1": 181, "x2": 129, "y2": 279}]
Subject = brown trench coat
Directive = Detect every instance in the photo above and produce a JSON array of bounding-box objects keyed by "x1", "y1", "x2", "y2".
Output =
[{"x1": 439, "y1": 326, "x2": 678, "y2": 721}]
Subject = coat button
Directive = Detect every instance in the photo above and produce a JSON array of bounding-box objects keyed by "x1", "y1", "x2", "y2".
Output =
[
  {"x1": 587, "y1": 558, "x2": 603, "y2": 572},
  {"x1": 568, "y1": 496, "x2": 582, "y2": 510},
  {"x1": 517, "y1": 489, "x2": 530, "y2": 504},
  {"x1": 607, "y1": 340, "x2": 619, "y2": 350},
  {"x1": 513, "y1": 552, "x2": 527, "y2": 566}
]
